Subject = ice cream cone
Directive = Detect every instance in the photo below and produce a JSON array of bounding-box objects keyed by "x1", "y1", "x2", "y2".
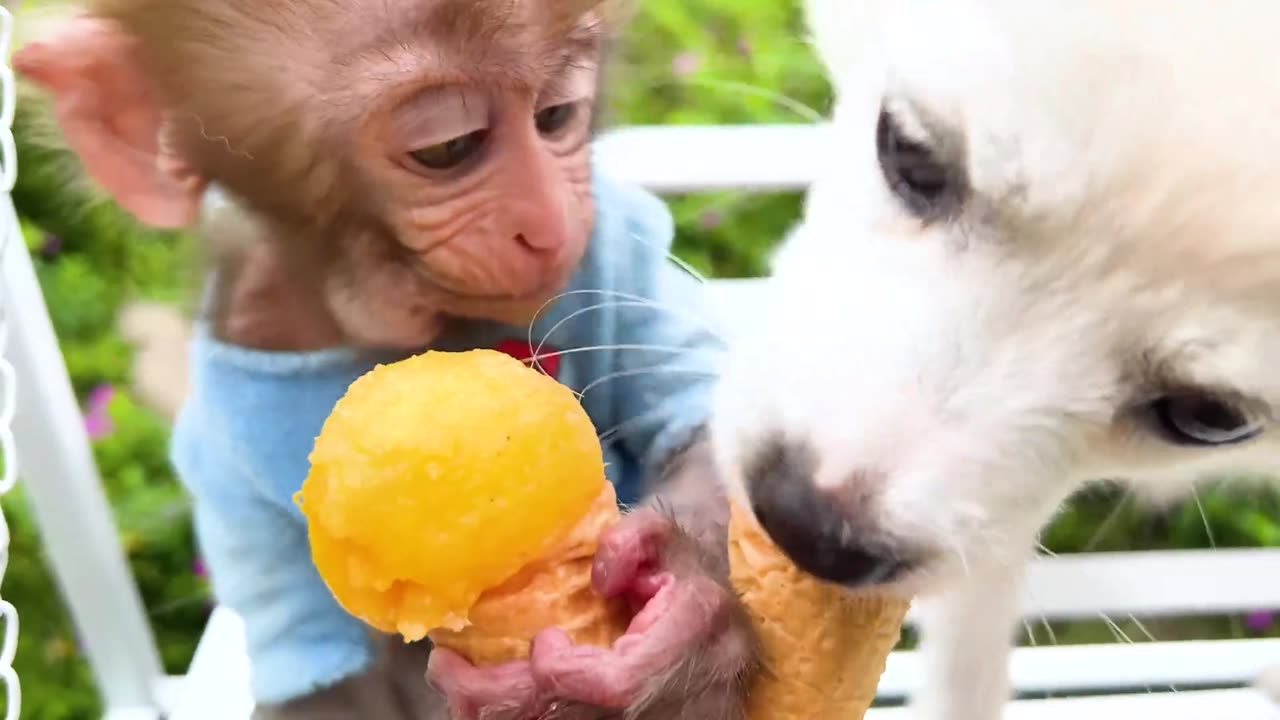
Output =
[
  {"x1": 728, "y1": 501, "x2": 910, "y2": 720},
  {"x1": 428, "y1": 483, "x2": 630, "y2": 664}
]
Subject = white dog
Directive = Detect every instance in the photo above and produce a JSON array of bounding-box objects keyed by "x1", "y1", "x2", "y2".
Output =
[{"x1": 708, "y1": 1, "x2": 1280, "y2": 717}]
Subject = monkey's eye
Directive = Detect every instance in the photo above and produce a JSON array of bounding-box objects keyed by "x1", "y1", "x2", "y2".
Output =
[
  {"x1": 876, "y1": 108, "x2": 963, "y2": 220},
  {"x1": 535, "y1": 103, "x2": 578, "y2": 136},
  {"x1": 410, "y1": 129, "x2": 489, "y2": 170},
  {"x1": 1149, "y1": 394, "x2": 1264, "y2": 446}
]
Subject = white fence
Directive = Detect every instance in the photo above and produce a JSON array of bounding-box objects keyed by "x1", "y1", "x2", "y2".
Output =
[
  {"x1": 0, "y1": 4, "x2": 19, "y2": 712},
  {"x1": 0, "y1": 7, "x2": 21, "y2": 720},
  {"x1": 1, "y1": 109, "x2": 1279, "y2": 718}
]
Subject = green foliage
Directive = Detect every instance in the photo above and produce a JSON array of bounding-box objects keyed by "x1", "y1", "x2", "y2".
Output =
[
  {"x1": 606, "y1": 0, "x2": 832, "y2": 278},
  {"x1": 9, "y1": 53, "x2": 204, "y2": 719},
  {"x1": 4, "y1": 0, "x2": 1278, "y2": 717}
]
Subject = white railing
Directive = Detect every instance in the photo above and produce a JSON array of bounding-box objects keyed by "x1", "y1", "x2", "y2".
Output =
[
  {"x1": 3, "y1": 118, "x2": 1279, "y2": 719},
  {"x1": 1, "y1": 5, "x2": 166, "y2": 718},
  {"x1": 0, "y1": 8, "x2": 21, "y2": 720}
]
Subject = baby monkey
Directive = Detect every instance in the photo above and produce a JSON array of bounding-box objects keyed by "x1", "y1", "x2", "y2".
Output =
[{"x1": 16, "y1": 1, "x2": 758, "y2": 718}]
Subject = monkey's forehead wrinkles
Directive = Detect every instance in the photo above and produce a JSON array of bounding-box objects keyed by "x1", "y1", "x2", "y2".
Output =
[{"x1": 329, "y1": 0, "x2": 607, "y2": 68}]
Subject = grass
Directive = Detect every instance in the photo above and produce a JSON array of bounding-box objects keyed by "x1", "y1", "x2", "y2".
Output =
[{"x1": 5, "y1": 0, "x2": 1279, "y2": 717}]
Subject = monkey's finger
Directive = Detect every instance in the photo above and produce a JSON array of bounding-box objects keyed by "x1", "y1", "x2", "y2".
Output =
[
  {"x1": 529, "y1": 575, "x2": 724, "y2": 708},
  {"x1": 592, "y1": 508, "x2": 672, "y2": 598},
  {"x1": 426, "y1": 647, "x2": 542, "y2": 720}
]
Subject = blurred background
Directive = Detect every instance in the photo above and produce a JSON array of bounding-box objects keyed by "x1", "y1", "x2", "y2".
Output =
[{"x1": 7, "y1": 0, "x2": 1279, "y2": 716}]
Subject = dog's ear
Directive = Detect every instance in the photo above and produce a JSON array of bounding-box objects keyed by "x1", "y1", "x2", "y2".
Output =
[{"x1": 803, "y1": 0, "x2": 886, "y2": 89}]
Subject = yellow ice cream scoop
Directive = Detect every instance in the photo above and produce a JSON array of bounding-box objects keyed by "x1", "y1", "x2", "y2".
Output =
[{"x1": 296, "y1": 349, "x2": 628, "y2": 662}]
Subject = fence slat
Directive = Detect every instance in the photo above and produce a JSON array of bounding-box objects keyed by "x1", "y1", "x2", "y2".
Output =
[
  {"x1": 881, "y1": 638, "x2": 1280, "y2": 698},
  {"x1": 0, "y1": 195, "x2": 163, "y2": 716},
  {"x1": 1017, "y1": 548, "x2": 1280, "y2": 620},
  {"x1": 593, "y1": 124, "x2": 827, "y2": 193},
  {"x1": 0, "y1": 10, "x2": 23, "y2": 720},
  {"x1": 867, "y1": 689, "x2": 1280, "y2": 720},
  {"x1": 172, "y1": 605, "x2": 1280, "y2": 719}
]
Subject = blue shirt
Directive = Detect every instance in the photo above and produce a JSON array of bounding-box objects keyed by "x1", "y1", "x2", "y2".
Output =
[{"x1": 169, "y1": 172, "x2": 725, "y2": 705}]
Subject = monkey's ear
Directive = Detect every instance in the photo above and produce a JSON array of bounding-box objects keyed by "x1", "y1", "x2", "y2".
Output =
[{"x1": 13, "y1": 18, "x2": 205, "y2": 228}]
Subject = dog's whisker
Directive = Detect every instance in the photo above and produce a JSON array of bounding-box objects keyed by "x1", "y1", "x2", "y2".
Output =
[
  {"x1": 1038, "y1": 616, "x2": 1058, "y2": 646},
  {"x1": 528, "y1": 344, "x2": 714, "y2": 365},
  {"x1": 535, "y1": 300, "x2": 675, "y2": 354},
  {"x1": 625, "y1": 230, "x2": 711, "y2": 286},
  {"x1": 1098, "y1": 612, "x2": 1134, "y2": 645},
  {"x1": 1124, "y1": 614, "x2": 1180, "y2": 694},
  {"x1": 526, "y1": 288, "x2": 701, "y2": 335},
  {"x1": 1127, "y1": 614, "x2": 1158, "y2": 643},
  {"x1": 575, "y1": 365, "x2": 719, "y2": 401},
  {"x1": 945, "y1": 535, "x2": 972, "y2": 578},
  {"x1": 524, "y1": 290, "x2": 723, "y2": 376},
  {"x1": 695, "y1": 77, "x2": 825, "y2": 123},
  {"x1": 534, "y1": 299, "x2": 692, "y2": 355},
  {"x1": 683, "y1": 78, "x2": 825, "y2": 123},
  {"x1": 955, "y1": 545, "x2": 972, "y2": 578},
  {"x1": 620, "y1": 72, "x2": 827, "y2": 124},
  {"x1": 1096, "y1": 611, "x2": 1162, "y2": 694},
  {"x1": 1191, "y1": 487, "x2": 1218, "y2": 550},
  {"x1": 597, "y1": 402, "x2": 689, "y2": 447},
  {"x1": 1082, "y1": 492, "x2": 1133, "y2": 553}
]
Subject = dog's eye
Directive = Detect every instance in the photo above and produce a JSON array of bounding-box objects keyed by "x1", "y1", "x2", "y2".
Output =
[
  {"x1": 1150, "y1": 394, "x2": 1264, "y2": 446},
  {"x1": 876, "y1": 108, "x2": 962, "y2": 220}
]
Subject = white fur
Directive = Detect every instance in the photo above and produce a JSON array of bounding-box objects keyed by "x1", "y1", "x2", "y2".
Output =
[{"x1": 709, "y1": 1, "x2": 1280, "y2": 716}]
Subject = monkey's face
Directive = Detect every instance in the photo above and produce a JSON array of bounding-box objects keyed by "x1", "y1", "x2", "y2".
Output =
[
  {"x1": 311, "y1": 5, "x2": 604, "y2": 348},
  {"x1": 326, "y1": 73, "x2": 599, "y2": 347}
]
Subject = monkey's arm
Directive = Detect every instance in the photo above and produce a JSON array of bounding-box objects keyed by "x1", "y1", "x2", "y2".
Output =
[{"x1": 169, "y1": 330, "x2": 394, "y2": 709}]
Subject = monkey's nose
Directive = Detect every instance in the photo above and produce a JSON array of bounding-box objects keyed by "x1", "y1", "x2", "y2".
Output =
[
  {"x1": 746, "y1": 444, "x2": 900, "y2": 587},
  {"x1": 510, "y1": 198, "x2": 571, "y2": 254},
  {"x1": 515, "y1": 231, "x2": 562, "y2": 252}
]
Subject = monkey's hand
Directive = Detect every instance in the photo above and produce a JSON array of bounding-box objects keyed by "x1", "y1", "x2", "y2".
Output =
[{"x1": 426, "y1": 508, "x2": 759, "y2": 720}]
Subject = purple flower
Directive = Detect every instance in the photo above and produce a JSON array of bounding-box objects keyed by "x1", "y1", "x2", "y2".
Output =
[
  {"x1": 83, "y1": 384, "x2": 116, "y2": 440},
  {"x1": 40, "y1": 234, "x2": 63, "y2": 259},
  {"x1": 1245, "y1": 611, "x2": 1275, "y2": 633},
  {"x1": 192, "y1": 557, "x2": 207, "y2": 578},
  {"x1": 672, "y1": 52, "x2": 701, "y2": 78},
  {"x1": 697, "y1": 210, "x2": 724, "y2": 231}
]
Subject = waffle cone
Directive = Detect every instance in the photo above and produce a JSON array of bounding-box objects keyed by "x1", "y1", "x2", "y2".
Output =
[
  {"x1": 428, "y1": 484, "x2": 631, "y2": 665},
  {"x1": 728, "y1": 501, "x2": 910, "y2": 720}
]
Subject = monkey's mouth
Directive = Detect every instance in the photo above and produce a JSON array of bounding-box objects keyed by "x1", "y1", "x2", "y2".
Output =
[{"x1": 422, "y1": 264, "x2": 575, "y2": 305}]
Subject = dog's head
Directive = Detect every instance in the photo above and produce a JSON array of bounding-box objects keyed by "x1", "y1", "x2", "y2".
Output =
[{"x1": 710, "y1": 0, "x2": 1280, "y2": 592}]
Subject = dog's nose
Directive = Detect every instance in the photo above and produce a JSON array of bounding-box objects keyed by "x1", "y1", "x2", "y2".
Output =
[
  {"x1": 745, "y1": 442, "x2": 899, "y2": 587},
  {"x1": 751, "y1": 481, "x2": 894, "y2": 586}
]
